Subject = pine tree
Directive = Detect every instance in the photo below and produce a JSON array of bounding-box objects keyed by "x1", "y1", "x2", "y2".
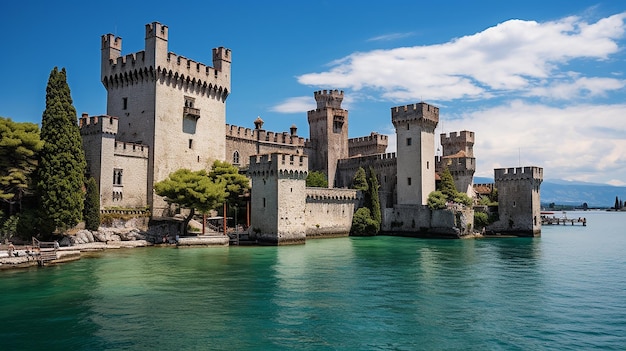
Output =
[
  {"x1": 36, "y1": 67, "x2": 87, "y2": 235},
  {"x1": 0, "y1": 117, "x2": 43, "y2": 213},
  {"x1": 155, "y1": 168, "x2": 226, "y2": 236},
  {"x1": 83, "y1": 177, "x2": 101, "y2": 231},
  {"x1": 439, "y1": 167, "x2": 457, "y2": 202}
]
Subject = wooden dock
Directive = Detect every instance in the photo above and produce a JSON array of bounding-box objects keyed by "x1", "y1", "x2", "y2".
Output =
[{"x1": 541, "y1": 214, "x2": 587, "y2": 226}]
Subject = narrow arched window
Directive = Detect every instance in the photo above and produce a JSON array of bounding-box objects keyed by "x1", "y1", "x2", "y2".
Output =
[{"x1": 233, "y1": 150, "x2": 240, "y2": 165}]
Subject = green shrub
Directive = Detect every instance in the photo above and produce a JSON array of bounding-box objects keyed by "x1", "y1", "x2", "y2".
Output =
[
  {"x1": 351, "y1": 207, "x2": 378, "y2": 235},
  {"x1": 427, "y1": 191, "x2": 447, "y2": 210}
]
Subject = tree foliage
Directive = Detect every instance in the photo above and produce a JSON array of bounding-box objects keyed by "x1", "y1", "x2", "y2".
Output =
[
  {"x1": 154, "y1": 168, "x2": 226, "y2": 235},
  {"x1": 0, "y1": 117, "x2": 43, "y2": 208},
  {"x1": 83, "y1": 177, "x2": 101, "y2": 231},
  {"x1": 351, "y1": 167, "x2": 381, "y2": 235},
  {"x1": 433, "y1": 166, "x2": 474, "y2": 209},
  {"x1": 350, "y1": 207, "x2": 378, "y2": 235},
  {"x1": 208, "y1": 160, "x2": 250, "y2": 207},
  {"x1": 367, "y1": 167, "x2": 381, "y2": 232},
  {"x1": 351, "y1": 167, "x2": 368, "y2": 192},
  {"x1": 36, "y1": 67, "x2": 87, "y2": 235},
  {"x1": 453, "y1": 192, "x2": 473, "y2": 207},
  {"x1": 474, "y1": 211, "x2": 489, "y2": 229},
  {"x1": 427, "y1": 191, "x2": 447, "y2": 210},
  {"x1": 306, "y1": 171, "x2": 328, "y2": 188},
  {"x1": 439, "y1": 167, "x2": 457, "y2": 202}
]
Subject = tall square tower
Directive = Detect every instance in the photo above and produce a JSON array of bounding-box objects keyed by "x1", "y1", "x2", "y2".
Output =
[{"x1": 100, "y1": 22, "x2": 231, "y2": 215}]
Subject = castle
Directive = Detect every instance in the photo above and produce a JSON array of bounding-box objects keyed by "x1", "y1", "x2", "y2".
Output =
[{"x1": 80, "y1": 22, "x2": 543, "y2": 244}]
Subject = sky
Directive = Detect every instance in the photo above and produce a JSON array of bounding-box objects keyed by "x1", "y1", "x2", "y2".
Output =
[{"x1": 1, "y1": 1, "x2": 625, "y2": 186}]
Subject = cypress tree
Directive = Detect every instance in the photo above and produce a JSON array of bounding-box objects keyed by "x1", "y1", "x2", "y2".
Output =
[
  {"x1": 351, "y1": 167, "x2": 368, "y2": 192},
  {"x1": 37, "y1": 67, "x2": 87, "y2": 234},
  {"x1": 83, "y1": 177, "x2": 100, "y2": 231},
  {"x1": 367, "y1": 166, "x2": 381, "y2": 233},
  {"x1": 615, "y1": 196, "x2": 620, "y2": 210}
]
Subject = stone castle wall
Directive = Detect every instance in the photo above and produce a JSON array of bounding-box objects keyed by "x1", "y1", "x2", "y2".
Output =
[
  {"x1": 225, "y1": 123, "x2": 308, "y2": 168},
  {"x1": 337, "y1": 152, "x2": 397, "y2": 209},
  {"x1": 80, "y1": 114, "x2": 149, "y2": 210},
  {"x1": 304, "y1": 188, "x2": 358, "y2": 237}
]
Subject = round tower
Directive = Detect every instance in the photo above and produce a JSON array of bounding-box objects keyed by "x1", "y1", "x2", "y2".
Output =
[{"x1": 391, "y1": 102, "x2": 439, "y2": 205}]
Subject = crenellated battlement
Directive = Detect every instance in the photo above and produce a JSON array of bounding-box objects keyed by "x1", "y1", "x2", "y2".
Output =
[
  {"x1": 348, "y1": 132, "x2": 389, "y2": 157},
  {"x1": 348, "y1": 132, "x2": 389, "y2": 144},
  {"x1": 101, "y1": 22, "x2": 231, "y2": 99},
  {"x1": 145, "y1": 22, "x2": 168, "y2": 40},
  {"x1": 305, "y1": 187, "x2": 358, "y2": 201},
  {"x1": 225, "y1": 124, "x2": 307, "y2": 146},
  {"x1": 313, "y1": 89, "x2": 344, "y2": 109},
  {"x1": 436, "y1": 155, "x2": 476, "y2": 172},
  {"x1": 391, "y1": 102, "x2": 439, "y2": 130},
  {"x1": 441, "y1": 130, "x2": 474, "y2": 145},
  {"x1": 494, "y1": 166, "x2": 544, "y2": 181},
  {"x1": 114, "y1": 140, "x2": 149, "y2": 159},
  {"x1": 79, "y1": 114, "x2": 118, "y2": 136},
  {"x1": 337, "y1": 152, "x2": 397, "y2": 170},
  {"x1": 248, "y1": 153, "x2": 308, "y2": 179}
]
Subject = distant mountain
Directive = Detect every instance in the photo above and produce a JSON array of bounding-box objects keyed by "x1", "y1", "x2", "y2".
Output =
[{"x1": 473, "y1": 177, "x2": 626, "y2": 208}]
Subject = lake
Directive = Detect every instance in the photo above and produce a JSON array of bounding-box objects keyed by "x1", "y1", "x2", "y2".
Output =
[{"x1": 1, "y1": 211, "x2": 625, "y2": 350}]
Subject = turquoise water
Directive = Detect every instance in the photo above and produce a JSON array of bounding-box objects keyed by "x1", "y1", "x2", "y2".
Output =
[{"x1": 1, "y1": 211, "x2": 625, "y2": 350}]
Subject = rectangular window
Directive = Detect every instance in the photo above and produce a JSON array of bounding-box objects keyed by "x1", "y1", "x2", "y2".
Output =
[
  {"x1": 188, "y1": 139, "x2": 193, "y2": 149},
  {"x1": 113, "y1": 168, "x2": 123, "y2": 185},
  {"x1": 406, "y1": 138, "x2": 412, "y2": 146},
  {"x1": 263, "y1": 198, "x2": 266, "y2": 207},
  {"x1": 122, "y1": 97, "x2": 128, "y2": 110},
  {"x1": 407, "y1": 177, "x2": 412, "y2": 186}
]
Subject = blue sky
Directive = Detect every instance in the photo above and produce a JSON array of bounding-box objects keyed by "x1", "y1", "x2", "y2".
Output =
[{"x1": 1, "y1": 1, "x2": 625, "y2": 185}]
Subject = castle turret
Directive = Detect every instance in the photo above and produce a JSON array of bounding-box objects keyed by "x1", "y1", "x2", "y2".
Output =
[
  {"x1": 489, "y1": 166, "x2": 543, "y2": 236},
  {"x1": 307, "y1": 90, "x2": 349, "y2": 188},
  {"x1": 80, "y1": 113, "x2": 150, "y2": 210},
  {"x1": 145, "y1": 22, "x2": 168, "y2": 67},
  {"x1": 437, "y1": 131, "x2": 476, "y2": 195},
  {"x1": 391, "y1": 102, "x2": 439, "y2": 205},
  {"x1": 248, "y1": 153, "x2": 308, "y2": 245}
]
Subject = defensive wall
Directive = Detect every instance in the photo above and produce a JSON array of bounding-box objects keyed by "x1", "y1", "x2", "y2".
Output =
[
  {"x1": 247, "y1": 153, "x2": 358, "y2": 245},
  {"x1": 337, "y1": 152, "x2": 398, "y2": 209},
  {"x1": 225, "y1": 122, "x2": 308, "y2": 168},
  {"x1": 304, "y1": 187, "x2": 358, "y2": 238},
  {"x1": 382, "y1": 205, "x2": 474, "y2": 238},
  {"x1": 348, "y1": 132, "x2": 388, "y2": 157}
]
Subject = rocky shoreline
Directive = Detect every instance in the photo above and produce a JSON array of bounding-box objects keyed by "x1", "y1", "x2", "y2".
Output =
[{"x1": 0, "y1": 223, "x2": 228, "y2": 270}]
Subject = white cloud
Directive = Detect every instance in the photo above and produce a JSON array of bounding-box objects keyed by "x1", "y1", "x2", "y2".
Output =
[
  {"x1": 270, "y1": 96, "x2": 315, "y2": 113},
  {"x1": 442, "y1": 101, "x2": 626, "y2": 184},
  {"x1": 297, "y1": 13, "x2": 626, "y2": 103},
  {"x1": 367, "y1": 32, "x2": 416, "y2": 42}
]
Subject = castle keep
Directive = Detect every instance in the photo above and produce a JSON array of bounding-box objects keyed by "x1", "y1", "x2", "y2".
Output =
[{"x1": 81, "y1": 22, "x2": 543, "y2": 243}]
